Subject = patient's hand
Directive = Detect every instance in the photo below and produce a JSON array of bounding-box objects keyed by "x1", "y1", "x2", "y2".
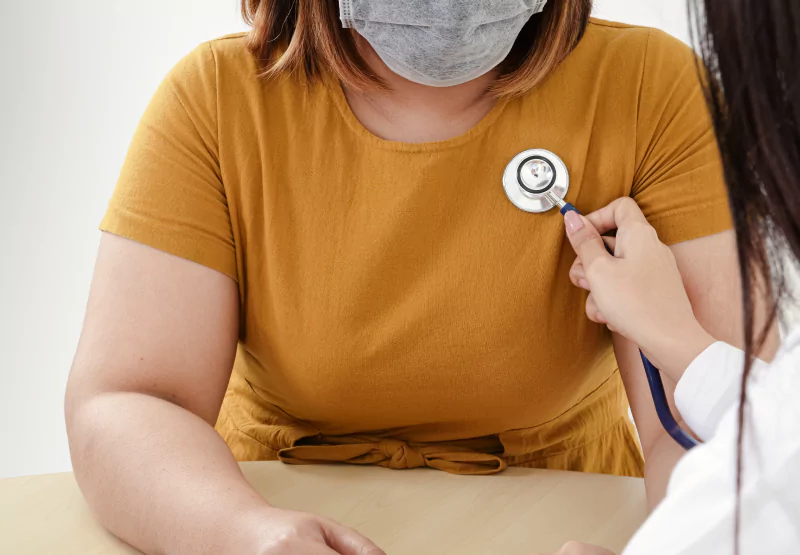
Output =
[{"x1": 531, "y1": 541, "x2": 615, "y2": 555}]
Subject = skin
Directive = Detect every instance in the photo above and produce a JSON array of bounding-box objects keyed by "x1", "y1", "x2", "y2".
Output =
[
  {"x1": 65, "y1": 34, "x2": 777, "y2": 555},
  {"x1": 536, "y1": 198, "x2": 778, "y2": 555},
  {"x1": 66, "y1": 235, "x2": 385, "y2": 555}
]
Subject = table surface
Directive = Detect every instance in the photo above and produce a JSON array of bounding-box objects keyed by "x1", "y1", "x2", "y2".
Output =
[{"x1": 0, "y1": 462, "x2": 647, "y2": 555}]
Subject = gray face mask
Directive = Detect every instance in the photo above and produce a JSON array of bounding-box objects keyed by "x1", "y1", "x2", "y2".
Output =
[{"x1": 339, "y1": 0, "x2": 548, "y2": 87}]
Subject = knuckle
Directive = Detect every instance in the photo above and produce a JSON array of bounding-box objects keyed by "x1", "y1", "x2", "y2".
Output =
[
  {"x1": 631, "y1": 221, "x2": 658, "y2": 239},
  {"x1": 266, "y1": 530, "x2": 297, "y2": 550},
  {"x1": 571, "y1": 229, "x2": 592, "y2": 245},
  {"x1": 586, "y1": 256, "x2": 612, "y2": 278}
]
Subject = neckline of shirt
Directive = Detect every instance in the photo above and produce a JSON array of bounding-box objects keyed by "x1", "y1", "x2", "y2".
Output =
[{"x1": 324, "y1": 74, "x2": 511, "y2": 154}]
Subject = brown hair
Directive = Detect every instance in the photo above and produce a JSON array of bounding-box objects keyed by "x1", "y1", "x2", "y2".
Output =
[{"x1": 241, "y1": 0, "x2": 593, "y2": 97}]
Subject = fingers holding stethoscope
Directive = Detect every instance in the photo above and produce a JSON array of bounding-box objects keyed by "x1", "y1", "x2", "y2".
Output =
[
  {"x1": 565, "y1": 196, "x2": 659, "y2": 292},
  {"x1": 568, "y1": 196, "x2": 653, "y2": 264},
  {"x1": 584, "y1": 292, "x2": 615, "y2": 329},
  {"x1": 583, "y1": 196, "x2": 648, "y2": 229},
  {"x1": 562, "y1": 197, "x2": 699, "y2": 360},
  {"x1": 569, "y1": 236, "x2": 616, "y2": 290},
  {"x1": 564, "y1": 212, "x2": 616, "y2": 327}
]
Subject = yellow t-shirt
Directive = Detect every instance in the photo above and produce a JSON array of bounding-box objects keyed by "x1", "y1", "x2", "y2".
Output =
[{"x1": 102, "y1": 19, "x2": 731, "y2": 477}]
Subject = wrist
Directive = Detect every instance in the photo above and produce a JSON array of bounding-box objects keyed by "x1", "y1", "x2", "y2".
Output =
[
  {"x1": 224, "y1": 500, "x2": 279, "y2": 553},
  {"x1": 643, "y1": 319, "x2": 715, "y2": 383}
]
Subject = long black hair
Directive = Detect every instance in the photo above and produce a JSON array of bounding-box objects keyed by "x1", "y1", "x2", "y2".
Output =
[{"x1": 689, "y1": 0, "x2": 800, "y2": 551}]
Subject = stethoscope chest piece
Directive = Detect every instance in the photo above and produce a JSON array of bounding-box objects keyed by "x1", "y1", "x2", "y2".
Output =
[{"x1": 502, "y1": 149, "x2": 570, "y2": 213}]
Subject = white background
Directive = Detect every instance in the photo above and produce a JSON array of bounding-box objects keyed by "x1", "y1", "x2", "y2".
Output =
[{"x1": 0, "y1": 1, "x2": 778, "y2": 479}]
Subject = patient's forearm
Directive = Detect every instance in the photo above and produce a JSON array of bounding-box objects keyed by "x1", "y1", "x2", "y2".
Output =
[
  {"x1": 67, "y1": 391, "x2": 270, "y2": 554},
  {"x1": 643, "y1": 429, "x2": 689, "y2": 511}
]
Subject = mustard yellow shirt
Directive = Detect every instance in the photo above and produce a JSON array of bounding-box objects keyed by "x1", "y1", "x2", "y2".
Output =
[{"x1": 102, "y1": 20, "x2": 731, "y2": 477}]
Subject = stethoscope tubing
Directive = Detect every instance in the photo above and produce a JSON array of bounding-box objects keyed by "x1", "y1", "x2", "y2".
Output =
[{"x1": 641, "y1": 352, "x2": 699, "y2": 450}]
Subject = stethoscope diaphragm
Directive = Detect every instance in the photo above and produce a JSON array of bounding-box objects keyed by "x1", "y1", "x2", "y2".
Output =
[{"x1": 502, "y1": 149, "x2": 570, "y2": 213}]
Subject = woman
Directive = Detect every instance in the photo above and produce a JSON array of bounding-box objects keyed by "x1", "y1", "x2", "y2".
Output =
[
  {"x1": 65, "y1": 1, "x2": 769, "y2": 553},
  {"x1": 539, "y1": 0, "x2": 800, "y2": 554}
]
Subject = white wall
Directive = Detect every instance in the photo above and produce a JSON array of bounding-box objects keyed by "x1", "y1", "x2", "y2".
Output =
[
  {"x1": 0, "y1": 0, "x2": 770, "y2": 479},
  {"x1": 593, "y1": 0, "x2": 691, "y2": 44},
  {"x1": 0, "y1": 0, "x2": 248, "y2": 479}
]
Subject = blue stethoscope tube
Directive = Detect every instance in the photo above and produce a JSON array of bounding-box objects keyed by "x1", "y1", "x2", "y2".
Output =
[{"x1": 559, "y1": 202, "x2": 699, "y2": 451}]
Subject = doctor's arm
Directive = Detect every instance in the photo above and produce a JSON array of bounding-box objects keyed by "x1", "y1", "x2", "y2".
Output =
[
  {"x1": 567, "y1": 200, "x2": 779, "y2": 509},
  {"x1": 628, "y1": 229, "x2": 777, "y2": 507}
]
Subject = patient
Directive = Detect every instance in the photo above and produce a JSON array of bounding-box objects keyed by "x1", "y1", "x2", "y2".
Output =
[{"x1": 65, "y1": 0, "x2": 775, "y2": 553}]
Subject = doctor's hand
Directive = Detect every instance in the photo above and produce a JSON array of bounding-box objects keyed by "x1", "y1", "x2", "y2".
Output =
[
  {"x1": 530, "y1": 540, "x2": 615, "y2": 555},
  {"x1": 563, "y1": 197, "x2": 715, "y2": 381}
]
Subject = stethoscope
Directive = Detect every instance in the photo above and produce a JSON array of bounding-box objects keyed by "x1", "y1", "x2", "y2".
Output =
[{"x1": 503, "y1": 149, "x2": 699, "y2": 451}]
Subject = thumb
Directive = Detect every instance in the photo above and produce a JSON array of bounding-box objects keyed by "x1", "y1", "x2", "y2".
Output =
[
  {"x1": 320, "y1": 518, "x2": 386, "y2": 555},
  {"x1": 564, "y1": 211, "x2": 611, "y2": 268}
]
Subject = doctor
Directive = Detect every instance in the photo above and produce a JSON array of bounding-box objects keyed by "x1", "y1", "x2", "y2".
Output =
[{"x1": 540, "y1": 0, "x2": 800, "y2": 553}]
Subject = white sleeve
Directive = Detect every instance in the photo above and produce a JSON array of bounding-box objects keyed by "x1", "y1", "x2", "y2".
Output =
[
  {"x1": 622, "y1": 334, "x2": 800, "y2": 555},
  {"x1": 622, "y1": 407, "x2": 800, "y2": 555},
  {"x1": 674, "y1": 342, "x2": 751, "y2": 441}
]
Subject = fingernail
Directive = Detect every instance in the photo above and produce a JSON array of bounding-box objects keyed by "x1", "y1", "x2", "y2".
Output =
[{"x1": 564, "y1": 211, "x2": 584, "y2": 236}]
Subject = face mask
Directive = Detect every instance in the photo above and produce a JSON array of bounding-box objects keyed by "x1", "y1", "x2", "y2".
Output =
[{"x1": 339, "y1": 0, "x2": 548, "y2": 87}]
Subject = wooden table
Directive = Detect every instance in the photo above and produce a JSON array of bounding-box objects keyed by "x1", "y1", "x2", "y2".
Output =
[{"x1": 0, "y1": 462, "x2": 647, "y2": 555}]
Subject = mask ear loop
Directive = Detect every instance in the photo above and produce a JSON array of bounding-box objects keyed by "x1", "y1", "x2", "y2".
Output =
[
  {"x1": 338, "y1": 0, "x2": 355, "y2": 28},
  {"x1": 532, "y1": 0, "x2": 549, "y2": 15}
]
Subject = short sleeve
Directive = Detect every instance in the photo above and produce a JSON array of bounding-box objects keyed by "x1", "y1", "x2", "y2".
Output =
[
  {"x1": 100, "y1": 43, "x2": 237, "y2": 281},
  {"x1": 632, "y1": 30, "x2": 732, "y2": 245}
]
